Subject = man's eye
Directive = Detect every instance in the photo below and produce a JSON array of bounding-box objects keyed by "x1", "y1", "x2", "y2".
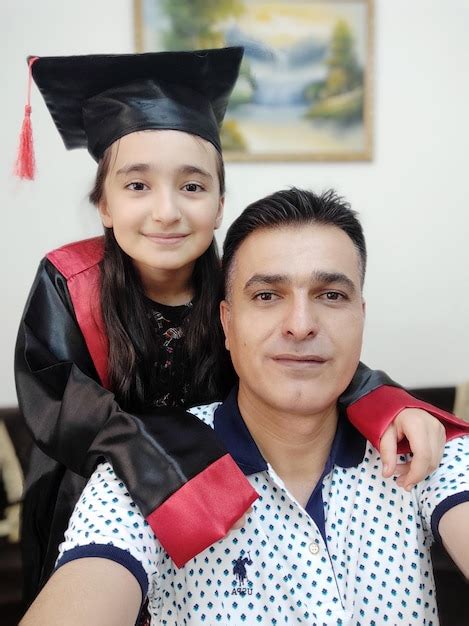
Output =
[
  {"x1": 126, "y1": 182, "x2": 148, "y2": 192},
  {"x1": 321, "y1": 291, "x2": 345, "y2": 301},
  {"x1": 183, "y1": 183, "x2": 203, "y2": 192},
  {"x1": 254, "y1": 292, "x2": 277, "y2": 302}
]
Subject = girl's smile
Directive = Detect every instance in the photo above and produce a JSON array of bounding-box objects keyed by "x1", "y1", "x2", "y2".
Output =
[{"x1": 143, "y1": 233, "x2": 190, "y2": 246}]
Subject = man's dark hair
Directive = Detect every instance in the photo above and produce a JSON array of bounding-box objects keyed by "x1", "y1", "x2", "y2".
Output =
[{"x1": 222, "y1": 188, "x2": 367, "y2": 297}]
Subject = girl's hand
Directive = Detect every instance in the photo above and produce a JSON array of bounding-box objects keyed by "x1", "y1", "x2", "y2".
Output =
[{"x1": 380, "y1": 408, "x2": 446, "y2": 490}]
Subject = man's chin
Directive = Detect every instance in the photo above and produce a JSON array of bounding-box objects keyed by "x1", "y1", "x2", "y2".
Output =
[{"x1": 265, "y1": 387, "x2": 339, "y2": 418}]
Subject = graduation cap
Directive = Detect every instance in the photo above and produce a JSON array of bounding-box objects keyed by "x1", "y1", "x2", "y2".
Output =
[{"x1": 15, "y1": 47, "x2": 244, "y2": 179}]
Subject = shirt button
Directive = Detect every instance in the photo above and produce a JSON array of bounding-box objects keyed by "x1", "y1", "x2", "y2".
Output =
[{"x1": 309, "y1": 541, "x2": 320, "y2": 555}]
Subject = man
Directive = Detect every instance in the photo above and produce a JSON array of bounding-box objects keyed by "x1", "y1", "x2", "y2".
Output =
[{"x1": 21, "y1": 189, "x2": 469, "y2": 625}]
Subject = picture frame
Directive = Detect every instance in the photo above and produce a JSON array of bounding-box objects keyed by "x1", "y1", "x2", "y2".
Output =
[{"x1": 134, "y1": 0, "x2": 373, "y2": 161}]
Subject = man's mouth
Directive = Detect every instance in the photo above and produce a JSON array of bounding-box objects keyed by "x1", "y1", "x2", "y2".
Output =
[{"x1": 272, "y1": 354, "x2": 327, "y2": 367}]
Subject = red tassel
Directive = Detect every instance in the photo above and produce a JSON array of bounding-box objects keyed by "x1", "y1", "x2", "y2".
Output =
[
  {"x1": 15, "y1": 104, "x2": 35, "y2": 179},
  {"x1": 15, "y1": 56, "x2": 39, "y2": 180}
]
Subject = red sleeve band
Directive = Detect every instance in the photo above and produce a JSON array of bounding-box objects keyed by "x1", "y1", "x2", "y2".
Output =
[
  {"x1": 347, "y1": 385, "x2": 469, "y2": 454},
  {"x1": 146, "y1": 454, "x2": 259, "y2": 568}
]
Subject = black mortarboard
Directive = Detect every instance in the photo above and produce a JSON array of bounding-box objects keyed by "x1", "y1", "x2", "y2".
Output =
[{"x1": 27, "y1": 47, "x2": 243, "y2": 166}]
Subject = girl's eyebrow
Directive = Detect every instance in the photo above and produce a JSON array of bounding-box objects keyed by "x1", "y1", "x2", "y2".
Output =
[
  {"x1": 116, "y1": 162, "x2": 151, "y2": 176},
  {"x1": 115, "y1": 163, "x2": 213, "y2": 180},
  {"x1": 178, "y1": 165, "x2": 213, "y2": 180}
]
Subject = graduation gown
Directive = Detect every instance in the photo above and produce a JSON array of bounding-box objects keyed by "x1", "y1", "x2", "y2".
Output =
[{"x1": 15, "y1": 237, "x2": 468, "y2": 604}]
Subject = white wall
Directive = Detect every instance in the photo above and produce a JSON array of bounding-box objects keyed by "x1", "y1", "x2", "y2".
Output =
[{"x1": 1, "y1": 0, "x2": 469, "y2": 406}]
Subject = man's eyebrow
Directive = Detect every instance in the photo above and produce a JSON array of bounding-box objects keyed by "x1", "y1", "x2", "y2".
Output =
[
  {"x1": 115, "y1": 162, "x2": 151, "y2": 176},
  {"x1": 244, "y1": 274, "x2": 290, "y2": 291},
  {"x1": 243, "y1": 271, "x2": 357, "y2": 293},
  {"x1": 312, "y1": 270, "x2": 357, "y2": 294}
]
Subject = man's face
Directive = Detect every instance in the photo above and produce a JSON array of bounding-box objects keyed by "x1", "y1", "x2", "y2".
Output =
[{"x1": 220, "y1": 224, "x2": 365, "y2": 417}]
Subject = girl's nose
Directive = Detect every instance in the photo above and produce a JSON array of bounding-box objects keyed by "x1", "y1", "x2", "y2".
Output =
[{"x1": 151, "y1": 189, "x2": 182, "y2": 224}]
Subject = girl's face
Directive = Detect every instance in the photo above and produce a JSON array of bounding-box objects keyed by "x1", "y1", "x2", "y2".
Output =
[{"x1": 99, "y1": 130, "x2": 224, "y2": 280}]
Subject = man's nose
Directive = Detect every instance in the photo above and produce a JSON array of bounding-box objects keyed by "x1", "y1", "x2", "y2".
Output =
[
  {"x1": 151, "y1": 188, "x2": 182, "y2": 224},
  {"x1": 282, "y1": 297, "x2": 320, "y2": 340}
]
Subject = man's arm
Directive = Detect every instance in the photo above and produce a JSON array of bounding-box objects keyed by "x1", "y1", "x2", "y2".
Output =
[
  {"x1": 20, "y1": 558, "x2": 141, "y2": 626},
  {"x1": 438, "y1": 501, "x2": 469, "y2": 579},
  {"x1": 416, "y1": 434, "x2": 469, "y2": 579},
  {"x1": 20, "y1": 461, "x2": 158, "y2": 623}
]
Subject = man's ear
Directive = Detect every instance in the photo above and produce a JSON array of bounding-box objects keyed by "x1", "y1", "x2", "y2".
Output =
[
  {"x1": 98, "y1": 201, "x2": 113, "y2": 228},
  {"x1": 219, "y1": 299, "x2": 231, "y2": 351},
  {"x1": 214, "y1": 196, "x2": 224, "y2": 230}
]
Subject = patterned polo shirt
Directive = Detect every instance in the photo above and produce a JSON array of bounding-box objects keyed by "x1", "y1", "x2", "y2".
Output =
[{"x1": 56, "y1": 388, "x2": 469, "y2": 625}]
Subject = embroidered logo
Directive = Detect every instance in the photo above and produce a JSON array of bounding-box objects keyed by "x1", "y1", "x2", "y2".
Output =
[{"x1": 231, "y1": 551, "x2": 253, "y2": 595}]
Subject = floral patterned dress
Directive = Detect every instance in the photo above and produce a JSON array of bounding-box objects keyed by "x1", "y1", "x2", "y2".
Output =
[
  {"x1": 145, "y1": 298, "x2": 193, "y2": 409},
  {"x1": 138, "y1": 298, "x2": 192, "y2": 624}
]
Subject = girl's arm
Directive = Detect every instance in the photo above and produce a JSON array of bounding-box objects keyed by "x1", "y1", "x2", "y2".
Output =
[
  {"x1": 15, "y1": 259, "x2": 257, "y2": 569},
  {"x1": 340, "y1": 362, "x2": 469, "y2": 482}
]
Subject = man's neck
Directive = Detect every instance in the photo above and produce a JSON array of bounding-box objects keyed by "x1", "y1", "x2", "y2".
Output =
[{"x1": 237, "y1": 387, "x2": 338, "y2": 508}]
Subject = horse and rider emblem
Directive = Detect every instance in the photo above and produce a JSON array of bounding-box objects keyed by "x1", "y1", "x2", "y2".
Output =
[{"x1": 231, "y1": 551, "x2": 253, "y2": 595}]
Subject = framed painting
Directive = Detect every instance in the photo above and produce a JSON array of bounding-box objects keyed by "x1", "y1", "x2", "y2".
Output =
[{"x1": 134, "y1": 0, "x2": 373, "y2": 161}]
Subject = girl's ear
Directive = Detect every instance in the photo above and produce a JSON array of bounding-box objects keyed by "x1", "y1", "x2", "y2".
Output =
[
  {"x1": 214, "y1": 196, "x2": 224, "y2": 230},
  {"x1": 98, "y1": 201, "x2": 113, "y2": 228}
]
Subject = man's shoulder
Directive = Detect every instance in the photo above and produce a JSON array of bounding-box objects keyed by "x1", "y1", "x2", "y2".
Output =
[{"x1": 187, "y1": 402, "x2": 221, "y2": 428}]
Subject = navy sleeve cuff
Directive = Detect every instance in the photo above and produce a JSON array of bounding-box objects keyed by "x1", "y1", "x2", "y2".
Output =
[
  {"x1": 431, "y1": 491, "x2": 469, "y2": 543},
  {"x1": 55, "y1": 544, "x2": 149, "y2": 599}
]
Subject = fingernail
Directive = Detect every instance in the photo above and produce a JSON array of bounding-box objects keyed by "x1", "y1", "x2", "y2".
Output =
[{"x1": 383, "y1": 464, "x2": 389, "y2": 474}]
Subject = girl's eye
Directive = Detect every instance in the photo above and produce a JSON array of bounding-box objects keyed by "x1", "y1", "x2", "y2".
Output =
[
  {"x1": 183, "y1": 183, "x2": 204, "y2": 193},
  {"x1": 126, "y1": 182, "x2": 148, "y2": 192}
]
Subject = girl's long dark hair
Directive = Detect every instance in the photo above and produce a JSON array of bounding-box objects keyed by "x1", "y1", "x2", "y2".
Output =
[{"x1": 90, "y1": 144, "x2": 232, "y2": 410}]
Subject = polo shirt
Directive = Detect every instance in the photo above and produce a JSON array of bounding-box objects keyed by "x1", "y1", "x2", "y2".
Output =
[{"x1": 57, "y1": 388, "x2": 469, "y2": 625}]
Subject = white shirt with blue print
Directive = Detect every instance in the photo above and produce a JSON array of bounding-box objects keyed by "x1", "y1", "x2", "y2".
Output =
[{"x1": 56, "y1": 394, "x2": 469, "y2": 625}]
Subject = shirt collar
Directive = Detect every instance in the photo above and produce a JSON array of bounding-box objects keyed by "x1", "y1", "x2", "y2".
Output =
[
  {"x1": 213, "y1": 386, "x2": 366, "y2": 476},
  {"x1": 214, "y1": 387, "x2": 267, "y2": 475}
]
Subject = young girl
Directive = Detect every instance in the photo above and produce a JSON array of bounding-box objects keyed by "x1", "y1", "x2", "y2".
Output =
[{"x1": 15, "y1": 47, "x2": 467, "y2": 606}]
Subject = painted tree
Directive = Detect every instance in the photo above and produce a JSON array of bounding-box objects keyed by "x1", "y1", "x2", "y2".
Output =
[
  {"x1": 161, "y1": 0, "x2": 244, "y2": 50},
  {"x1": 323, "y1": 19, "x2": 363, "y2": 98}
]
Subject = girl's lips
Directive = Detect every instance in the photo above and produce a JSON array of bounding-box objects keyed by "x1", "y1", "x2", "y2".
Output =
[{"x1": 144, "y1": 233, "x2": 189, "y2": 245}]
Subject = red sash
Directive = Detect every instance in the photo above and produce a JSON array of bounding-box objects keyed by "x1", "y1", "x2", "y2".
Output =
[{"x1": 47, "y1": 237, "x2": 110, "y2": 389}]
